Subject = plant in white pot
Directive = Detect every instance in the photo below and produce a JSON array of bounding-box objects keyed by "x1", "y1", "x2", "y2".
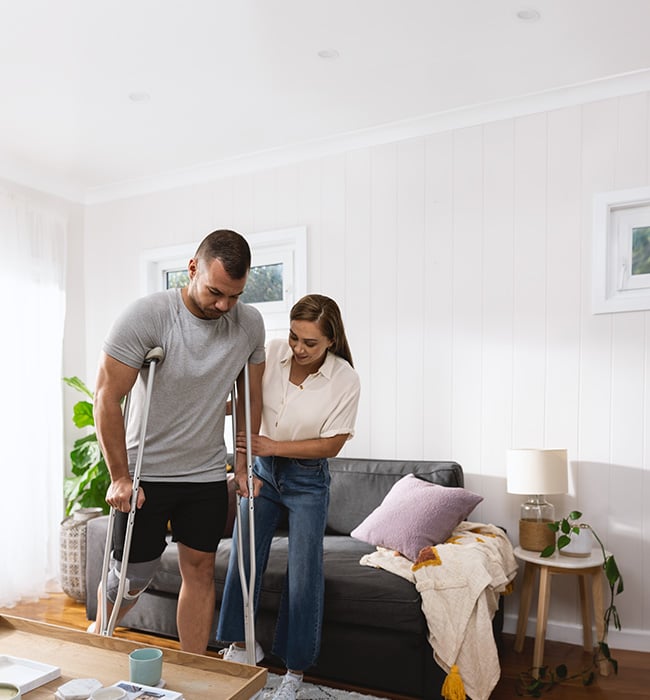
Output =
[
  {"x1": 516, "y1": 510, "x2": 624, "y2": 696},
  {"x1": 60, "y1": 376, "x2": 108, "y2": 602}
]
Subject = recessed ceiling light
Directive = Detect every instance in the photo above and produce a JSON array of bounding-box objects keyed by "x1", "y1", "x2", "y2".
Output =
[
  {"x1": 317, "y1": 49, "x2": 339, "y2": 60},
  {"x1": 516, "y1": 8, "x2": 541, "y2": 21},
  {"x1": 128, "y1": 91, "x2": 151, "y2": 102}
]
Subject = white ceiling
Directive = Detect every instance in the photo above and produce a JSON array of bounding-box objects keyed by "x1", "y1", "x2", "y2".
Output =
[{"x1": 3, "y1": 0, "x2": 650, "y2": 203}]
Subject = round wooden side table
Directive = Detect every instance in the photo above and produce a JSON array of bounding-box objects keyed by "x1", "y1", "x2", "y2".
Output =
[{"x1": 513, "y1": 545, "x2": 610, "y2": 677}]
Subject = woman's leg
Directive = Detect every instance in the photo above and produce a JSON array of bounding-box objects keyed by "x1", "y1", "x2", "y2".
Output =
[{"x1": 271, "y1": 458, "x2": 330, "y2": 671}]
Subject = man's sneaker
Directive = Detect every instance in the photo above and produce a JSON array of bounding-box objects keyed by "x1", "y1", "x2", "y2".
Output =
[
  {"x1": 269, "y1": 673, "x2": 302, "y2": 700},
  {"x1": 218, "y1": 641, "x2": 265, "y2": 664}
]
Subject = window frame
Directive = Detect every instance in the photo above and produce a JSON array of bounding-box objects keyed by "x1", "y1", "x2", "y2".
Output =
[{"x1": 592, "y1": 187, "x2": 650, "y2": 313}]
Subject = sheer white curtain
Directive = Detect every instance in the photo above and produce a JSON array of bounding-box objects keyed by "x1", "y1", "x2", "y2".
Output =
[{"x1": 0, "y1": 189, "x2": 67, "y2": 606}]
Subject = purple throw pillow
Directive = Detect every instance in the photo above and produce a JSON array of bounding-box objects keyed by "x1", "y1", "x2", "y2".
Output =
[{"x1": 350, "y1": 474, "x2": 483, "y2": 561}]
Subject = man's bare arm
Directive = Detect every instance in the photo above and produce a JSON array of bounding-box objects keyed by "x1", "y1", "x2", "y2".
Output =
[{"x1": 94, "y1": 352, "x2": 141, "y2": 512}]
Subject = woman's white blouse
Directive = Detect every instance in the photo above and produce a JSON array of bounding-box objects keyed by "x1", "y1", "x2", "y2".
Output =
[{"x1": 260, "y1": 338, "x2": 360, "y2": 442}]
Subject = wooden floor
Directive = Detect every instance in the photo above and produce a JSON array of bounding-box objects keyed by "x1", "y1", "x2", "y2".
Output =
[{"x1": 2, "y1": 593, "x2": 649, "y2": 699}]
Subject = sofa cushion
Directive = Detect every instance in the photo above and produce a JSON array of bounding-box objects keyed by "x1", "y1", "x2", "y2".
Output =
[
  {"x1": 350, "y1": 474, "x2": 483, "y2": 560},
  {"x1": 255, "y1": 536, "x2": 428, "y2": 634},
  {"x1": 326, "y1": 458, "x2": 464, "y2": 535},
  {"x1": 145, "y1": 535, "x2": 427, "y2": 636}
]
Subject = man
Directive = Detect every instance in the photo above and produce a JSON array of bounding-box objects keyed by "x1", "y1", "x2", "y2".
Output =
[{"x1": 90, "y1": 229, "x2": 265, "y2": 654}]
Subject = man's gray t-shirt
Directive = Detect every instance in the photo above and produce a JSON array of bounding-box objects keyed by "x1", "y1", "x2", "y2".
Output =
[{"x1": 103, "y1": 289, "x2": 265, "y2": 483}]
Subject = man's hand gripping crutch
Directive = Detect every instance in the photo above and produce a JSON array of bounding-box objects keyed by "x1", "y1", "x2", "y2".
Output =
[
  {"x1": 231, "y1": 363, "x2": 261, "y2": 666},
  {"x1": 98, "y1": 346, "x2": 164, "y2": 637}
]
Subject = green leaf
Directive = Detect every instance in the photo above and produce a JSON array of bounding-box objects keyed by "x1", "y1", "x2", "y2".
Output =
[
  {"x1": 557, "y1": 534, "x2": 571, "y2": 549},
  {"x1": 63, "y1": 475, "x2": 82, "y2": 505},
  {"x1": 568, "y1": 510, "x2": 582, "y2": 521},
  {"x1": 72, "y1": 400, "x2": 95, "y2": 429},
  {"x1": 555, "y1": 664, "x2": 567, "y2": 679},
  {"x1": 63, "y1": 376, "x2": 94, "y2": 399},
  {"x1": 547, "y1": 521, "x2": 560, "y2": 532},
  {"x1": 560, "y1": 519, "x2": 571, "y2": 534},
  {"x1": 64, "y1": 465, "x2": 109, "y2": 515},
  {"x1": 540, "y1": 544, "x2": 556, "y2": 558},
  {"x1": 69, "y1": 440, "x2": 101, "y2": 476},
  {"x1": 604, "y1": 556, "x2": 621, "y2": 587}
]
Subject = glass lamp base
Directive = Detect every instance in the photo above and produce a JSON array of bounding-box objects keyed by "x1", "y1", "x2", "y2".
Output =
[
  {"x1": 519, "y1": 496, "x2": 555, "y2": 551},
  {"x1": 519, "y1": 519, "x2": 555, "y2": 551}
]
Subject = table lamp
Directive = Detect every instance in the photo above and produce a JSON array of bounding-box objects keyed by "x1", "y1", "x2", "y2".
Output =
[{"x1": 506, "y1": 448, "x2": 568, "y2": 552}]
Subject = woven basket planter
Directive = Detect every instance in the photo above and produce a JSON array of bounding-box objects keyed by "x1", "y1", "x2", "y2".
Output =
[{"x1": 59, "y1": 507, "x2": 104, "y2": 602}]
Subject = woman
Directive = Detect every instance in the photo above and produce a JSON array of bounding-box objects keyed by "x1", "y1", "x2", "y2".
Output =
[{"x1": 217, "y1": 294, "x2": 361, "y2": 700}]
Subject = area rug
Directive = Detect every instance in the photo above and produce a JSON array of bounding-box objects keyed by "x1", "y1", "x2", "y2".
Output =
[{"x1": 261, "y1": 673, "x2": 390, "y2": 699}]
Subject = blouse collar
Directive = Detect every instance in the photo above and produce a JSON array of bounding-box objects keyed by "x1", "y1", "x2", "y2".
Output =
[{"x1": 279, "y1": 344, "x2": 335, "y2": 379}]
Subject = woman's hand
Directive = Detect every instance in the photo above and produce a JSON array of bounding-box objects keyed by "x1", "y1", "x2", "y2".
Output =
[{"x1": 235, "y1": 432, "x2": 277, "y2": 457}]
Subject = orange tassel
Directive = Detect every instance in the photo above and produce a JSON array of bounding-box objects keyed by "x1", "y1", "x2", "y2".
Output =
[{"x1": 441, "y1": 664, "x2": 466, "y2": 700}]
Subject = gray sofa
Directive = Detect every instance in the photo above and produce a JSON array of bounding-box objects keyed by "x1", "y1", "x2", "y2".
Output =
[{"x1": 86, "y1": 457, "x2": 503, "y2": 699}]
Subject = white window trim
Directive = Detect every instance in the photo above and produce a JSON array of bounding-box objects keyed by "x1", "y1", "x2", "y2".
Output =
[{"x1": 592, "y1": 187, "x2": 650, "y2": 314}]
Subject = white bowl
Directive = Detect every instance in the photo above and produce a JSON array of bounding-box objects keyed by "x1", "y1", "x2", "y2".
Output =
[
  {"x1": 90, "y1": 688, "x2": 127, "y2": 700},
  {"x1": 0, "y1": 683, "x2": 21, "y2": 700}
]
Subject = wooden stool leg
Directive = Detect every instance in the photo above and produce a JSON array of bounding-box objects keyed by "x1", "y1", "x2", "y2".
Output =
[
  {"x1": 578, "y1": 573, "x2": 593, "y2": 652},
  {"x1": 532, "y1": 566, "x2": 552, "y2": 678},
  {"x1": 515, "y1": 563, "x2": 536, "y2": 653},
  {"x1": 591, "y1": 570, "x2": 610, "y2": 677}
]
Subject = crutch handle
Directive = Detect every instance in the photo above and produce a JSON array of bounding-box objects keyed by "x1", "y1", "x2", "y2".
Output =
[{"x1": 144, "y1": 347, "x2": 164, "y2": 364}]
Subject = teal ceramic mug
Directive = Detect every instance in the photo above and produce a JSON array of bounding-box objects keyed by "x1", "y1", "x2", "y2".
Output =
[{"x1": 128, "y1": 647, "x2": 163, "y2": 686}]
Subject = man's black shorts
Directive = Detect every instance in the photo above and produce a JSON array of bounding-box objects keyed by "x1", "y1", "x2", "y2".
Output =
[{"x1": 112, "y1": 480, "x2": 228, "y2": 563}]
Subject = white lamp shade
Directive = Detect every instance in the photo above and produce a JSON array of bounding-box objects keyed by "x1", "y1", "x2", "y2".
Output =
[{"x1": 506, "y1": 448, "x2": 568, "y2": 495}]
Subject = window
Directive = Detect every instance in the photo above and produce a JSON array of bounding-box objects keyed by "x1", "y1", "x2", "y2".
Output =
[
  {"x1": 593, "y1": 187, "x2": 650, "y2": 313},
  {"x1": 140, "y1": 226, "x2": 307, "y2": 333}
]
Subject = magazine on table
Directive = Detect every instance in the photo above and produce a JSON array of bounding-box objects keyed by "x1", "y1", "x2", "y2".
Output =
[{"x1": 112, "y1": 681, "x2": 183, "y2": 700}]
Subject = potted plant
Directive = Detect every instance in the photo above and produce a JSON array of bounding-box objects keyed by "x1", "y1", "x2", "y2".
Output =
[
  {"x1": 63, "y1": 376, "x2": 110, "y2": 516},
  {"x1": 516, "y1": 510, "x2": 624, "y2": 696},
  {"x1": 60, "y1": 376, "x2": 109, "y2": 601}
]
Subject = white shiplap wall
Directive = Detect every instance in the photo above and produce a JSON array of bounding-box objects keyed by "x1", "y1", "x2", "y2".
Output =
[{"x1": 82, "y1": 92, "x2": 650, "y2": 651}]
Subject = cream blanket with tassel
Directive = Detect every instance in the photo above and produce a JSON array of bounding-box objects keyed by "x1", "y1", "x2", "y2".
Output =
[{"x1": 359, "y1": 522, "x2": 517, "y2": 700}]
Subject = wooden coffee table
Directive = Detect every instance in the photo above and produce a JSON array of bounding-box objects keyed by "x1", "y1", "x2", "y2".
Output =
[{"x1": 0, "y1": 615, "x2": 265, "y2": 700}]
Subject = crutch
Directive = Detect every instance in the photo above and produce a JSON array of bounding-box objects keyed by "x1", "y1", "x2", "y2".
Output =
[
  {"x1": 99, "y1": 346, "x2": 165, "y2": 637},
  {"x1": 231, "y1": 363, "x2": 257, "y2": 665}
]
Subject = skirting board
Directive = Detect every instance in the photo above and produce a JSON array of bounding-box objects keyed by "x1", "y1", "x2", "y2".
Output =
[{"x1": 503, "y1": 613, "x2": 650, "y2": 653}]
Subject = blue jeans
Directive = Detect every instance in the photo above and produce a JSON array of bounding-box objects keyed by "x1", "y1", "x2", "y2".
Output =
[{"x1": 216, "y1": 455, "x2": 331, "y2": 671}]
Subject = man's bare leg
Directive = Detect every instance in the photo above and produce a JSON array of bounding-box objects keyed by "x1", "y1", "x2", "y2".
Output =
[{"x1": 176, "y1": 543, "x2": 217, "y2": 654}]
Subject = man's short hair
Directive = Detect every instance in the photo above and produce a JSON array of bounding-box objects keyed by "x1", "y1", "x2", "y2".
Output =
[{"x1": 194, "y1": 230, "x2": 251, "y2": 280}]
